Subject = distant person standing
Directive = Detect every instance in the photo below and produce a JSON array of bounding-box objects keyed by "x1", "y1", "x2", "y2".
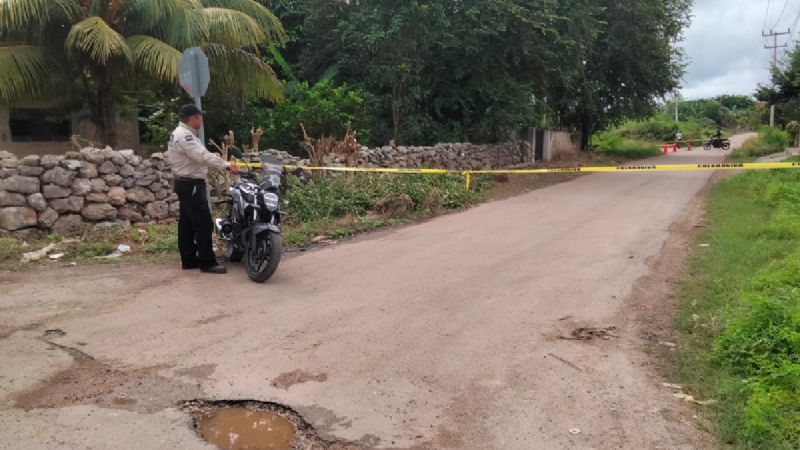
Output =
[
  {"x1": 167, "y1": 104, "x2": 232, "y2": 274},
  {"x1": 675, "y1": 130, "x2": 685, "y2": 148}
]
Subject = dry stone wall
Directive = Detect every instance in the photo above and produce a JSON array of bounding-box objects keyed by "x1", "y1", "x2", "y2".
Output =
[
  {"x1": 322, "y1": 142, "x2": 530, "y2": 170},
  {"x1": 0, "y1": 141, "x2": 528, "y2": 235},
  {"x1": 0, "y1": 148, "x2": 176, "y2": 236}
]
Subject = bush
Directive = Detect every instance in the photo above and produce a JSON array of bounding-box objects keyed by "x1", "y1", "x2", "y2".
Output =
[
  {"x1": 737, "y1": 127, "x2": 791, "y2": 157},
  {"x1": 246, "y1": 81, "x2": 373, "y2": 156},
  {"x1": 612, "y1": 113, "x2": 714, "y2": 142},
  {"x1": 591, "y1": 132, "x2": 662, "y2": 159}
]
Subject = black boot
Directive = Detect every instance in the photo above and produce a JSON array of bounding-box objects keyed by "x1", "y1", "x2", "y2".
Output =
[{"x1": 201, "y1": 264, "x2": 228, "y2": 274}]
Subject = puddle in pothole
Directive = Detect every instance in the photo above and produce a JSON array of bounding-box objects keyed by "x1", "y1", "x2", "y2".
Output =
[
  {"x1": 183, "y1": 400, "x2": 365, "y2": 450},
  {"x1": 193, "y1": 407, "x2": 296, "y2": 450}
]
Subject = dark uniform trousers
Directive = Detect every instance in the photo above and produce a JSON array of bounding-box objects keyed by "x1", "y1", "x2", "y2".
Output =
[{"x1": 174, "y1": 178, "x2": 217, "y2": 268}]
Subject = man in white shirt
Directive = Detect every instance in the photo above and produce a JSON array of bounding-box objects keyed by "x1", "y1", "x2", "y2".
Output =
[{"x1": 167, "y1": 104, "x2": 231, "y2": 274}]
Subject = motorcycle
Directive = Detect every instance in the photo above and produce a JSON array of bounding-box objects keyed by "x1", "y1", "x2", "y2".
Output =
[
  {"x1": 703, "y1": 137, "x2": 731, "y2": 151},
  {"x1": 216, "y1": 154, "x2": 283, "y2": 283}
]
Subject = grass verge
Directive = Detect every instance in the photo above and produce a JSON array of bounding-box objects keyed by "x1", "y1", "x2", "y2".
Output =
[
  {"x1": 731, "y1": 128, "x2": 790, "y2": 160},
  {"x1": 281, "y1": 172, "x2": 490, "y2": 246},
  {"x1": 672, "y1": 169, "x2": 800, "y2": 449},
  {"x1": 0, "y1": 223, "x2": 180, "y2": 270}
]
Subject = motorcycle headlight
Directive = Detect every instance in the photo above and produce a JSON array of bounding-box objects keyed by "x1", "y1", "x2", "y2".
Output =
[{"x1": 263, "y1": 193, "x2": 279, "y2": 211}]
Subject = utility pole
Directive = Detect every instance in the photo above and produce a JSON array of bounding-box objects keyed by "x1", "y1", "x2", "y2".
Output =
[
  {"x1": 674, "y1": 91, "x2": 679, "y2": 122},
  {"x1": 763, "y1": 28, "x2": 791, "y2": 127}
]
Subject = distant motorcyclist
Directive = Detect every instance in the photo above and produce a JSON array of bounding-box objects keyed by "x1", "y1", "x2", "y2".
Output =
[{"x1": 714, "y1": 126, "x2": 722, "y2": 140}]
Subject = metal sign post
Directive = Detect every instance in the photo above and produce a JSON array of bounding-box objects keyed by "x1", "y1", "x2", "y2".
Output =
[
  {"x1": 178, "y1": 47, "x2": 211, "y2": 142},
  {"x1": 178, "y1": 47, "x2": 214, "y2": 212}
]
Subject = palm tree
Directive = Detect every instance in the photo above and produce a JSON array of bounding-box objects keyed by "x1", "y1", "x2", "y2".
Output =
[{"x1": 0, "y1": 0, "x2": 285, "y2": 146}]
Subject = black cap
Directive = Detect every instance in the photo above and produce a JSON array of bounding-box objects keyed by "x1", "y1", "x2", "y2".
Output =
[{"x1": 179, "y1": 104, "x2": 204, "y2": 119}]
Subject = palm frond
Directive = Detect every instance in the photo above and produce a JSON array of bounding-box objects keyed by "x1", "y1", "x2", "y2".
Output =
[
  {"x1": 0, "y1": 45, "x2": 58, "y2": 101},
  {"x1": 127, "y1": 35, "x2": 181, "y2": 81},
  {"x1": 200, "y1": 0, "x2": 285, "y2": 44},
  {"x1": 152, "y1": 7, "x2": 207, "y2": 49},
  {"x1": 66, "y1": 16, "x2": 132, "y2": 64},
  {"x1": 122, "y1": 0, "x2": 203, "y2": 28},
  {"x1": 203, "y1": 43, "x2": 281, "y2": 101},
  {"x1": 0, "y1": 0, "x2": 81, "y2": 31},
  {"x1": 202, "y1": 7, "x2": 266, "y2": 48}
]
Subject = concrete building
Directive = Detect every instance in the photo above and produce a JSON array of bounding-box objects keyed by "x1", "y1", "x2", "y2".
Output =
[{"x1": 0, "y1": 103, "x2": 140, "y2": 157}]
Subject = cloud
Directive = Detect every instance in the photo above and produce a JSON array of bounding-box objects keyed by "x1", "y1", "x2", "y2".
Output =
[{"x1": 679, "y1": 0, "x2": 797, "y2": 99}]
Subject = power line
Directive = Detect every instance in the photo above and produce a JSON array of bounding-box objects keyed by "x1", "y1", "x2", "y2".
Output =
[
  {"x1": 789, "y1": 7, "x2": 800, "y2": 40},
  {"x1": 773, "y1": 0, "x2": 791, "y2": 29},
  {"x1": 764, "y1": 0, "x2": 773, "y2": 33}
]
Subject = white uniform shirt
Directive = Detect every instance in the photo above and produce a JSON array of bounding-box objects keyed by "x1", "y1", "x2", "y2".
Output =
[{"x1": 166, "y1": 122, "x2": 227, "y2": 180}]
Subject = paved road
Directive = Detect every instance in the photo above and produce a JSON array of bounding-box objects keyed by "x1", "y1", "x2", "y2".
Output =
[{"x1": 0, "y1": 139, "x2": 750, "y2": 449}]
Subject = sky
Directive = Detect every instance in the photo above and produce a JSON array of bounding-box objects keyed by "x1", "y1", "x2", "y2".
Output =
[{"x1": 680, "y1": 0, "x2": 800, "y2": 99}]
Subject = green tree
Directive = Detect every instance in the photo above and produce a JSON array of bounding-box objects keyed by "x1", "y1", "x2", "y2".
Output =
[
  {"x1": 0, "y1": 0, "x2": 285, "y2": 146},
  {"x1": 551, "y1": 0, "x2": 691, "y2": 149},
  {"x1": 268, "y1": 0, "x2": 691, "y2": 148},
  {"x1": 756, "y1": 43, "x2": 800, "y2": 126}
]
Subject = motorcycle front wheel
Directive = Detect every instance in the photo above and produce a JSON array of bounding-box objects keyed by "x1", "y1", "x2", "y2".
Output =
[
  {"x1": 245, "y1": 231, "x2": 282, "y2": 283},
  {"x1": 703, "y1": 143, "x2": 712, "y2": 150}
]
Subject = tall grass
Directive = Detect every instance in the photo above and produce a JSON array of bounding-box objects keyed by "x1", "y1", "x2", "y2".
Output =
[{"x1": 673, "y1": 169, "x2": 800, "y2": 449}]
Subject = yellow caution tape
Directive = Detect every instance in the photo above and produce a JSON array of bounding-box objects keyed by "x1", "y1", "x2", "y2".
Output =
[
  {"x1": 233, "y1": 162, "x2": 456, "y2": 174},
  {"x1": 230, "y1": 161, "x2": 800, "y2": 190},
  {"x1": 460, "y1": 162, "x2": 800, "y2": 188},
  {"x1": 464, "y1": 162, "x2": 800, "y2": 174}
]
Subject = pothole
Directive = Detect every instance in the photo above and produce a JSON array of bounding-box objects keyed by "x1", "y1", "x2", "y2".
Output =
[
  {"x1": 182, "y1": 400, "x2": 363, "y2": 450},
  {"x1": 561, "y1": 326, "x2": 619, "y2": 341}
]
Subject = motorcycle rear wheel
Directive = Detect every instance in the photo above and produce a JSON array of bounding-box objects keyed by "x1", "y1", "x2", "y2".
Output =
[
  {"x1": 245, "y1": 231, "x2": 282, "y2": 283},
  {"x1": 703, "y1": 143, "x2": 712, "y2": 150},
  {"x1": 722, "y1": 142, "x2": 731, "y2": 151}
]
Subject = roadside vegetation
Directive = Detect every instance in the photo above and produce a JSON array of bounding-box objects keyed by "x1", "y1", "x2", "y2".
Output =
[
  {"x1": 282, "y1": 173, "x2": 488, "y2": 246},
  {"x1": 0, "y1": 224, "x2": 181, "y2": 270},
  {"x1": 591, "y1": 95, "x2": 761, "y2": 160},
  {"x1": 673, "y1": 167, "x2": 800, "y2": 449},
  {"x1": 733, "y1": 127, "x2": 792, "y2": 159},
  {"x1": 592, "y1": 114, "x2": 714, "y2": 159}
]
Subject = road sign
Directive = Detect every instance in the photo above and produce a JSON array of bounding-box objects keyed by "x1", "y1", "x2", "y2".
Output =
[
  {"x1": 178, "y1": 47, "x2": 210, "y2": 143},
  {"x1": 178, "y1": 47, "x2": 210, "y2": 98}
]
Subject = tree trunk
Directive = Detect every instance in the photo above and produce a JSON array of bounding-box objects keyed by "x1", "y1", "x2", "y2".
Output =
[
  {"x1": 391, "y1": 83, "x2": 401, "y2": 143},
  {"x1": 580, "y1": 118, "x2": 592, "y2": 152},
  {"x1": 97, "y1": 74, "x2": 117, "y2": 148}
]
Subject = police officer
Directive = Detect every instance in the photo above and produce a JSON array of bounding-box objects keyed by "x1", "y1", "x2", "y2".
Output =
[{"x1": 167, "y1": 104, "x2": 231, "y2": 274}]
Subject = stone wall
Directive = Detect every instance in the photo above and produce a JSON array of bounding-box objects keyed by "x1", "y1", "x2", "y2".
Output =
[
  {"x1": 324, "y1": 142, "x2": 531, "y2": 170},
  {"x1": 0, "y1": 148, "x2": 176, "y2": 236},
  {"x1": 0, "y1": 141, "x2": 530, "y2": 235}
]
